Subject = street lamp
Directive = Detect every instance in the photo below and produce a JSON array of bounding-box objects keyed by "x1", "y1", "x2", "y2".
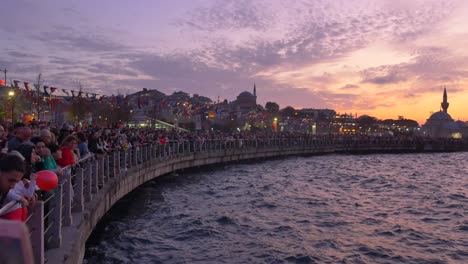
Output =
[
  {"x1": 272, "y1": 117, "x2": 278, "y2": 132},
  {"x1": 8, "y1": 91, "x2": 15, "y2": 122}
]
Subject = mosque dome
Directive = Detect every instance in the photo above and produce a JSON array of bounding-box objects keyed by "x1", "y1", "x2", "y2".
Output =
[
  {"x1": 427, "y1": 111, "x2": 453, "y2": 121},
  {"x1": 423, "y1": 89, "x2": 462, "y2": 138},
  {"x1": 238, "y1": 91, "x2": 254, "y2": 97}
]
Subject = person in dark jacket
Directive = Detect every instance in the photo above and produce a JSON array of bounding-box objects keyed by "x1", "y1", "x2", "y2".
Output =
[{"x1": 88, "y1": 130, "x2": 105, "y2": 155}]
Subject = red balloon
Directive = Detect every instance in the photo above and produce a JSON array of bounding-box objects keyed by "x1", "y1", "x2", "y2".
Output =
[{"x1": 36, "y1": 170, "x2": 58, "y2": 191}]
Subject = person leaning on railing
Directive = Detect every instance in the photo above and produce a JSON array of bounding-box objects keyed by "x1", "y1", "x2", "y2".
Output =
[
  {"x1": 88, "y1": 130, "x2": 106, "y2": 156},
  {"x1": 0, "y1": 154, "x2": 37, "y2": 220},
  {"x1": 0, "y1": 155, "x2": 26, "y2": 205},
  {"x1": 32, "y1": 139, "x2": 63, "y2": 177},
  {"x1": 76, "y1": 132, "x2": 91, "y2": 159},
  {"x1": 1, "y1": 172, "x2": 37, "y2": 222},
  {"x1": 57, "y1": 136, "x2": 79, "y2": 167}
]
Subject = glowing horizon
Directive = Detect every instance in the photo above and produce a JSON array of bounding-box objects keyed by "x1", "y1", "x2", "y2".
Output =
[{"x1": 1, "y1": 0, "x2": 468, "y2": 125}]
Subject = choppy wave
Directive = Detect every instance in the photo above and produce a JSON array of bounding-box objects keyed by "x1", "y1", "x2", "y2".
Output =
[{"x1": 85, "y1": 153, "x2": 468, "y2": 264}]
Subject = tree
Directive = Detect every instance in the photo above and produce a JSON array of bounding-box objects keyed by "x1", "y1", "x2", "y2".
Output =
[
  {"x1": 265, "y1": 102, "x2": 280, "y2": 114},
  {"x1": 32, "y1": 73, "x2": 48, "y2": 120},
  {"x1": 92, "y1": 95, "x2": 132, "y2": 126},
  {"x1": 357, "y1": 115, "x2": 378, "y2": 128},
  {"x1": 68, "y1": 82, "x2": 90, "y2": 123},
  {"x1": 107, "y1": 99, "x2": 132, "y2": 124},
  {"x1": 281, "y1": 106, "x2": 296, "y2": 117}
]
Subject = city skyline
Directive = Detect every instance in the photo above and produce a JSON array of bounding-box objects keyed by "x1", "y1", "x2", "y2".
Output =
[{"x1": 1, "y1": 0, "x2": 468, "y2": 124}]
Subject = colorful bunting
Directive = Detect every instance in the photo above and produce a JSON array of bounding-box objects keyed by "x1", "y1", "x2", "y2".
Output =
[
  {"x1": 43, "y1": 86, "x2": 49, "y2": 96},
  {"x1": 62, "y1": 89, "x2": 70, "y2": 96},
  {"x1": 24, "y1": 82, "x2": 30, "y2": 97},
  {"x1": 13, "y1": 80, "x2": 20, "y2": 90}
]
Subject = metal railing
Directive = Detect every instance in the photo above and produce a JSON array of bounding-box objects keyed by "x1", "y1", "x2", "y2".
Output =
[{"x1": 1, "y1": 136, "x2": 467, "y2": 263}]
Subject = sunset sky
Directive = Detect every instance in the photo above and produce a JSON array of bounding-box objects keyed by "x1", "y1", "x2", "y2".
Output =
[{"x1": 1, "y1": 0, "x2": 468, "y2": 124}]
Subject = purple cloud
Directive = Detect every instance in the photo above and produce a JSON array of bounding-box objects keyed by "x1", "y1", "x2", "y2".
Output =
[{"x1": 0, "y1": 0, "x2": 467, "y2": 122}]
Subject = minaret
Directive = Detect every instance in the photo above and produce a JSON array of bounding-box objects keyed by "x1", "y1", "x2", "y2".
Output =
[
  {"x1": 441, "y1": 87, "x2": 449, "y2": 113},
  {"x1": 253, "y1": 83, "x2": 256, "y2": 97}
]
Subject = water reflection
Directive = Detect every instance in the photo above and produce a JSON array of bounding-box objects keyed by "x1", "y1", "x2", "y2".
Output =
[{"x1": 85, "y1": 153, "x2": 468, "y2": 264}]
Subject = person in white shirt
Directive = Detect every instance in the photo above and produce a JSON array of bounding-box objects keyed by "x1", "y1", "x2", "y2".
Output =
[{"x1": 2, "y1": 173, "x2": 37, "y2": 222}]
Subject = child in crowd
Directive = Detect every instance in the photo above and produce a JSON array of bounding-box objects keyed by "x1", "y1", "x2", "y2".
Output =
[{"x1": 2, "y1": 171, "x2": 37, "y2": 222}]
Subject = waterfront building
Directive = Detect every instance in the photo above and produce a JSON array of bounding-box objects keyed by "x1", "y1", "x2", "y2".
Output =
[
  {"x1": 423, "y1": 88, "x2": 463, "y2": 138},
  {"x1": 330, "y1": 113, "x2": 358, "y2": 134}
]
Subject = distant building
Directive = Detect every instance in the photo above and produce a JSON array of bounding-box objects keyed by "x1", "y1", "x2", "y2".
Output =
[
  {"x1": 331, "y1": 113, "x2": 357, "y2": 134},
  {"x1": 230, "y1": 84, "x2": 258, "y2": 117},
  {"x1": 423, "y1": 88, "x2": 463, "y2": 138},
  {"x1": 297, "y1": 109, "x2": 336, "y2": 120},
  {"x1": 126, "y1": 88, "x2": 166, "y2": 124}
]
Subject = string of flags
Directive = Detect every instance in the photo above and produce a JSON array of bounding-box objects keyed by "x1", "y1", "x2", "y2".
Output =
[
  {"x1": 7, "y1": 79, "x2": 245, "y2": 119},
  {"x1": 10, "y1": 79, "x2": 122, "y2": 107}
]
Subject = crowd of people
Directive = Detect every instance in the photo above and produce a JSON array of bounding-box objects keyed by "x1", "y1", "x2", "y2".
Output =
[
  {"x1": 0, "y1": 122, "x2": 297, "y2": 222},
  {"x1": 1, "y1": 121, "x2": 468, "y2": 223}
]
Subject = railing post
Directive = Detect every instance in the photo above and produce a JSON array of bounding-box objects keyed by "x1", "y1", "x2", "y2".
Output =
[
  {"x1": 83, "y1": 160, "x2": 92, "y2": 202},
  {"x1": 127, "y1": 148, "x2": 132, "y2": 168},
  {"x1": 97, "y1": 157, "x2": 104, "y2": 188},
  {"x1": 115, "y1": 151, "x2": 121, "y2": 176},
  {"x1": 170, "y1": 141, "x2": 175, "y2": 157},
  {"x1": 92, "y1": 158, "x2": 99, "y2": 193},
  {"x1": 49, "y1": 183, "x2": 63, "y2": 248},
  {"x1": 62, "y1": 168, "x2": 72, "y2": 226},
  {"x1": 28, "y1": 201, "x2": 44, "y2": 264},
  {"x1": 137, "y1": 146, "x2": 141, "y2": 163},
  {"x1": 152, "y1": 144, "x2": 157, "y2": 158},
  {"x1": 121, "y1": 149, "x2": 127, "y2": 171},
  {"x1": 146, "y1": 144, "x2": 150, "y2": 161},
  {"x1": 132, "y1": 147, "x2": 138, "y2": 166},
  {"x1": 131, "y1": 147, "x2": 135, "y2": 166},
  {"x1": 73, "y1": 166, "x2": 84, "y2": 212},
  {"x1": 143, "y1": 145, "x2": 148, "y2": 162},
  {"x1": 117, "y1": 151, "x2": 122, "y2": 175},
  {"x1": 108, "y1": 152, "x2": 115, "y2": 178},
  {"x1": 128, "y1": 148, "x2": 132, "y2": 166},
  {"x1": 148, "y1": 144, "x2": 152, "y2": 160},
  {"x1": 104, "y1": 154, "x2": 110, "y2": 181},
  {"x1": 138, "y1": 146, "x2": 143, "y2": 163}
]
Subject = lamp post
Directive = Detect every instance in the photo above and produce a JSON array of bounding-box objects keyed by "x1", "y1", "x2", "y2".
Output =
[{"x1": 8, "y1": 90, "x2": 15, "y2": 122}]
